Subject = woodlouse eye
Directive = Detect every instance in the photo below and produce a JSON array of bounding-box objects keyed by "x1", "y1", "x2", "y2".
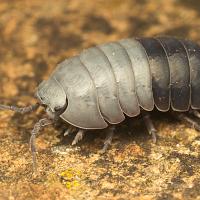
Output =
[
  {"x1": 40, "y1": 96, "x2": 44, "y2": 101},
  {"x1": 54, "y1": 106, "x2": 61, "y2": 112}
]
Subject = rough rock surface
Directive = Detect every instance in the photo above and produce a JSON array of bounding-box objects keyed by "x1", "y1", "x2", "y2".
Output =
[{"x1": 0, "y1": 0, "x2": 200, "y2": 199}]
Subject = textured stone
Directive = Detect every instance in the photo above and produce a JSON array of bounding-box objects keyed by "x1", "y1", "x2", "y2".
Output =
[{"x1": 0, "y1": 0, "x2": 200, "y2": 199}]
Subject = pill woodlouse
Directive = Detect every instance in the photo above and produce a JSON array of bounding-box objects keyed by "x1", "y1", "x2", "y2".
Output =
[{"x1": 1, "y1": 36, "x2": 200, "y2": 170}]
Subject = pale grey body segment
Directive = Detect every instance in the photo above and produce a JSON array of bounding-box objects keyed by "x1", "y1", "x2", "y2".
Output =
[
  {"x1": 80, "y1": 47, "x2": 125, "y2": 124},
  {"x1": 98, "y1": 42, "x2": 139, "y2": 117},
  {"x1": 119, "y1": 38, "x2": 154, "y2": 111},
  {"x1": 52, "y1": 56, "x2": 107, "y2": 129}
]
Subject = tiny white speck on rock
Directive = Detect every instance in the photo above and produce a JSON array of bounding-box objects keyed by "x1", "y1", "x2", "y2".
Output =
[{"x1": 51, "y1": 145, "x2": 81, "y2": 155}]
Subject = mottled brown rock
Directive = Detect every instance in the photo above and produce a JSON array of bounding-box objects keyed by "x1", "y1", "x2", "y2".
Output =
[{"x1": 0, "y1": 0, "x2": 200, "y2": 199}]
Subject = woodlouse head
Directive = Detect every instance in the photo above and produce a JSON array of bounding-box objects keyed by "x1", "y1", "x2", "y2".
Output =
[{"x1": 36, "y1": 77, "x2": 68, "y2": 119}]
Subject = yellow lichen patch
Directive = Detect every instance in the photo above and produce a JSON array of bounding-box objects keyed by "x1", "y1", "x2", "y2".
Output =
[{"x1": 60, "y1": 168, "x2": 82, "y2": 189}]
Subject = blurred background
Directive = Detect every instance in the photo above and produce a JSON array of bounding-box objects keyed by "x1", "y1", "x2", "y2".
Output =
[
  {"x1": 0, "y1": 0, "x2": 200, "y2": 199},
  {"x1": 1, "y1": 0, "x2": 200, "y2": 98}
]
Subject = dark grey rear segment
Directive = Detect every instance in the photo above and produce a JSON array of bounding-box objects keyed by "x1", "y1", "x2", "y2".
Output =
[
  {"x1": 98, "y1": 42, "x2": 139, "y2": 117},
  {"x1": 157, "y1": 37, "x2": 191, "y2": 111},
  {"x1": 180, "y1": 39, "x2": 200, "y2": 109},
  {"x1": 80, "y1": 47, "x2": 125, "y2": 124},
  {"x1": 137, "y1": 38, "x2": 170, "y2": 111}
]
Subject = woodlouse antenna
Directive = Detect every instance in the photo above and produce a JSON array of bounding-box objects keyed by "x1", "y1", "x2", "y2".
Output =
[
  {"x1": 0, "y1": 103, "x2": 40, "y2": 114},
  {"x1": 30, "y1": 118, "x2": 53, "y2": 172}
]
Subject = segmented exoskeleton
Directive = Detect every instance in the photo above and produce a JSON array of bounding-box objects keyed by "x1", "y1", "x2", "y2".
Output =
[{"x1": 1, "y1": 37, "x2": 200, "y2": 171}]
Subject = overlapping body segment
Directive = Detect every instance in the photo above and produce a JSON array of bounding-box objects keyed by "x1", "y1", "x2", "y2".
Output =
[
  {"x1": 52, "y1": 56, "x2": 107, "y2": 129},
  {"x1": 157, "y1": 37, "x2": 191, "y2": 111},
  {"x1": 98, "y1": 42, "x2": 139, "y2": 117},
  {"x1": 118, "y1": 38, "x2": 154, "y2": 112},
  {"x1": 137, "y1": 38, "x2": 170, "y2": 111},
  {"x1": 180, "y1": 39, "x2": 200, "y2": 109},
  {"x1": 79, "y1": 46, "x2": 125, "y2": 124}
]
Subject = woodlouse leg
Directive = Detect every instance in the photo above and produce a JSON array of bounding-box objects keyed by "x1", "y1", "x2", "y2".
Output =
[
  {"x1": 64, "y1": 125, "x2": 77, "y2": 136},
  {"x1": 30, "y1": 118, "x2": 53, "y2": 172},
  {"x1": 189, "y1": 109, "x2": 200, "y2": 119},
  {"x1": 174, "y1": 113, "x2": 200, "y2": 131},
  {"x1": 100, "y1": 126, "x2": 115, "y2": 154},
  {"x1": 0, "y1": 103, "x2": 39, "y2": 114},
  {"x1": 142, "y1": 113, "x2": 157, "y2": 143},
  {"x1": 71, "y1": 129, "x2": 85, "y2": 145}
]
